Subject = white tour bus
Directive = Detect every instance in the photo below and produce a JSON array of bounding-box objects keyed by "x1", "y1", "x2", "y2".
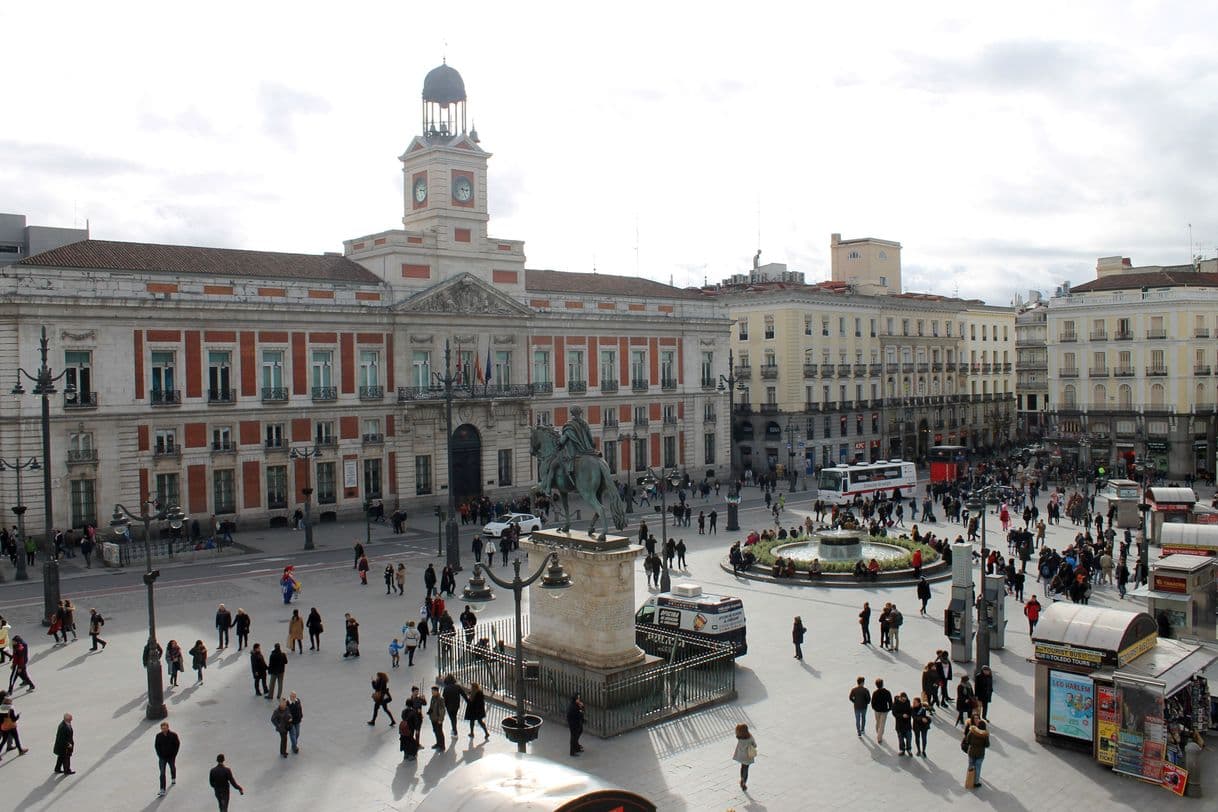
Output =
[{"x1": 815, "y1": 460, "x2": 917, "y2": 505}]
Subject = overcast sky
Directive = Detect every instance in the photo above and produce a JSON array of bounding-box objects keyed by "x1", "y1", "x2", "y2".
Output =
[{"x1": 4, "y1": 1, "x2": 1216, "y2": 304}]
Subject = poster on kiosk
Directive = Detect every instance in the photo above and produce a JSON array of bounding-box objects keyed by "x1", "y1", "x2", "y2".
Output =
[{"x1": 1112, "y1": 675, "x2": 1167, "y2": 783}]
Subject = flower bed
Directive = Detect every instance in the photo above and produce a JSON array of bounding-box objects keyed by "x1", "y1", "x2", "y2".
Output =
[{"x1": 747, "y1": 534, "x2": 940, "y2": 574}]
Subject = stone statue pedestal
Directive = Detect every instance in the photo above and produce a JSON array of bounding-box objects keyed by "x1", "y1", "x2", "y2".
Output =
[{"x1": 521, "y1": 529, "x2": 646, "y2": 670}]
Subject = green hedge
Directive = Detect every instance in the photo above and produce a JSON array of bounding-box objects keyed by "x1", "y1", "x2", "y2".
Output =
[{"x1": 748, "y1": 533, "x2": 940, "y2": 574}]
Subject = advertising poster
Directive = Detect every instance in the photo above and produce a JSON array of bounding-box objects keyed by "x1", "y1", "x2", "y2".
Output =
[
  {"x1": 1096, "y1": 685, "x2": 1118, "y2": 766},
  {"x1": 1160, "y1": 763, "x2": 1188, "y2": 796},
  {"x1": 344, "y1": 459, "x2": 358, "y2": 489},
  {"x1": 1113, "y1": 678, "x2": 1166, "y2": 783},
  {"x1": 1047, "y1": 671, "x2": 1095, "y2": 741}
]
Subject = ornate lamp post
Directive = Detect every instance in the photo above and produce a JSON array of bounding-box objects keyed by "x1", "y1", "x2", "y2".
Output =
[
  {"x1": 461, "y1": 551, "x2": 573, "y2": 752},
  {"x1": 12, "y1": 326, "x2": 74, "y2": 624},
  {"x1": 783, "y1": 420, "x2": 799, "y2": 493},
  {"x1": 0, "y1": 457, "x2": 39, "y2": 581},
  {"x1": 642, "y1": 467, "x2": 681, "y2": 592},
  {"x1": 717, "y1": 348, "x2": 746, "y2": 489},
  {"x1": 289, "y1": 445, "x2": 320, "y2": 550},
  {"x1": 966, "y1": 485, "x2": 998, "y2": 670},
  {"x1": 434, "y1": 340, "x2": 462, "y2": 572},
  {"x1": 111, "y1": 500, "x2": 186, "y2": 720}
]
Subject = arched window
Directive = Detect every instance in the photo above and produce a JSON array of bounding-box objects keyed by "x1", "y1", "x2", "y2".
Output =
[
  {"x1": 1150, "y1": 383, "x2": 1165, "y2": 408},
  {"x1": 1092, "y1": 384, "x2": 1107, "y2": 408},
  {"x1": 878, "y1": 250, "x2": 888, "y2": 260},
  {"x1": 1063, "y1": 385, "x2": 1076, "y2": 407},
  {"x1": 1118, "y1": 384, "x2": 1132, "y2": 409},
  {"x1": 1197, "y1": 383, "x2": 1209, "y2": 409},
  {"x1": 848, "y1": 250, "x2": 860, "y2": 260}
]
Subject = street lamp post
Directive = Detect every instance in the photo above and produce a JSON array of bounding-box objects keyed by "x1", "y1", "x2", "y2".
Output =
[
  {"x1": 462, "y1": 551, "x2": 573, "y2": 752},
  {"x1": 289, "y1": 445, "x2": 320, "y2": 551},
  {"x1": 643, "y1": 467, "x2": 681, "y2": 592},
  {"x1": 967, "y1": 485, "x2": 997, "y2": 670},
  {"x1": 13, "y1": 326, "x2": 74, "y2": 625},
  {"x1": 783, "y1": 421, "x2": 799, "y2": 493},
  {"x1": 111, "y1": 500, "x2": 186, "y2": 720},
  {"x1": 434, "y1": 340, "x2": 462, "y2": 572},
  {"x1": 717, "y1": 348, "x2": 746, "y2": 489},
  {"x1": 0, "y1": 457, "x2": 39, "y2": 581}
]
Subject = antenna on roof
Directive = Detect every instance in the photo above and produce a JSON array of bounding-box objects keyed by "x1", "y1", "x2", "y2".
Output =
[
  {"x1": 1189, "y1": 222, "x2": 1193, "y2": 263},
  {"x1": 592, "y1": 254, "x2": 597, "y2": 274},
  {"x1": 634, "y1": 215, "x2": 640, "y2": 276}
]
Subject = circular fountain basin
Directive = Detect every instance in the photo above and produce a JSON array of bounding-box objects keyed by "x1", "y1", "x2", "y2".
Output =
[{"x1": 774, "y1": 529, "x2": 907, "y2": 564}]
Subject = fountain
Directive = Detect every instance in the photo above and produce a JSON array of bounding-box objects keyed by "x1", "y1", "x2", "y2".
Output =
[{"x1": 773, "y1": 529, "x2": 906, "y2": 564}]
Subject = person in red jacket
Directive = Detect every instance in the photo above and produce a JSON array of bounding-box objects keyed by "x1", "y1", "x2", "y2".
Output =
[{"x1": 1024, "y1": 595, "x2": 1042, "y2": 635}]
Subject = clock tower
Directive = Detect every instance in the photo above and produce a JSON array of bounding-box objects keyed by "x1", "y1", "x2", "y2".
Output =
[{"x1": 400, "y1": 60, "x2": 490, "y2": 239}]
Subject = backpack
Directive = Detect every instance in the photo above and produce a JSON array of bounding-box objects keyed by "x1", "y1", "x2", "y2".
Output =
[{"x1": 892, "y1": 611, "x2": 903, "y2": 629}]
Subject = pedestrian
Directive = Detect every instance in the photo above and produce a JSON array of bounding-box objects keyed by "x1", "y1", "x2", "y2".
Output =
[
  {"x1": 484, "y1": 539, "x2": 497, "y2": 570},
  {"x1": 732, "y1": 723, "x2": 757, "y2": 791},
  {"x1": 233, "y1": 609, "x2": 251, "y2": 651},
  {"x1": 143, "y1": 639, "x2": 164, "y2": 673},
  {"x1": 955, "y1": 675, "x2": 974, "y2": 726},
  {"x1": 395, "y1": 563, "x2": 406, "y2": 596},
  {"x1": 676, "y1": 539, "x2": 687, "y2": 569},
  {"x1": 921, "y1": 662, "x2": 940, "y2": 712},
  {"x1": 306, "y1": 608, "x2": 323, "y2": 651},
  {"x1": 287, "y1": 609, "x2": 304, "y2": 655},
  {"x1": 974, "y1": 666, "x2": 994, "y2": 719},
  {"x1": 352, "y1": 540, "x2": 365, "y2": 570},
  {"x1": 389, "y1": 638, "x2": 404, "y2": 668},
  {"x1": 1024, "y1": 595, "x2": 1041, "y2": 635},
  {"x1": 208, "y1": 753, "x2": 244, "y2": 811},
  {"x1": 501, "y1": 537, "x2": 509, "y2": 566},
  {"x1": 964, "y1": 717, "x2": 990, "y2": 789},
  {"x1": 893, "y1": 691, "x2": 913, "y2": 756},
  {"x1": 0, "y1": 617, "x2": 9, "y2": 663},
  {"x1": 567, "y1": 692, "x2": 585, "y2": 757},
  {"x1": 871, "y1": 678, "x2": 893, "y2": 744},
  {"x1": 442, "y1": 673, "x2": 467, "y2": 736},
  {"x1": 403, "y1": 622, "x2": 420, "y2": 666},
  {"x1": 154, "y1": 721, "x2": 180, "y2": 796},
  {"x1": 369, "y1": 671, "x2": 396, "y2": 726},
  {"x1": 344, "y1": 613, "x2": 360, "y2": 658},
  {"x1": 472, "y1": 534, "x2": 483, "y2": 564},
  {"x1": 937, "y1": 650, "x2": 953, "y2": 706},
  {"x1": 52, "y1": 712, "x2": 75, "y2": 775},
  {"x1": 859, "y1": 601, "x2": 872, "y2": 645},
  {"x1": 88, "y1": 608, "x2": 107, "y2": 651},
  {"x1": 271, "y1": 698, "x2": 292, "y2": 758},
  {"x1": 165, "y1": 640, "x2": 184, "y2": 687},
  {"x1": 911, "y1": 696, "x2": 931, "y2": 757},
  {"x1": 791, "y1": 616, "x2": 806, "y2": 660},
  {"x1": 849, "y1": 676, "x2": 870, "y2": 738},
  {"x1": 189, "y1": 639, "x2": 208, "y2": 683},
  {"x1": 7, "y1": 636, "x2": 33, "y2": 692},
  {"x1": 889, "y1": 604, "x2": 903, "y2": 652},
  {"x1": 249, "y1": 644, "x2": 269, "y2": 696},
  {"x1": 916, "y1": 577, "x2": 931, "y2": 615},
  {"x1": 427, "y1": 685, "x2": 447, "y2": 750},
  {"x1": 357, "y1": 553, "x2": 370, "y2": 585},
  {"x1": 215, "y1": 604, "x2": 232, "y2": 650},
  {"x1": 465, "y1": 682, "x2": 489, "y2": 740},
  {"x1": 417, "y1": 614, "x2": 430, "y2": 650},
  {"x1": 267, "y1": 643, "x2": 287, "y2": 699},
  {"x1": 0, "y1": 690, "x2": 29, "y2": 756},
  {"x1": 460, "y1": 605, "x2": 477, "y2": 645},
  {"x1": 424, "y1": 563, "x2": 438, "y2": 596},
  {"x1": 287, "y1": 691, "x2": 303, "y2": 754},
  {"x1": 399, "y1": 701, "x2": 423, "y2": 761},
  {"x1": 384, "y1": 563, "x2": 395, "y2": 595},
  {"x1": 62, "y1": 600, "x2": 77, "y2": 641}
]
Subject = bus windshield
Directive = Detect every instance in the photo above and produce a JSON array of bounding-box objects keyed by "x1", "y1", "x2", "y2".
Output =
[{"x1": 817, "y1": 470, "x2": 843, "y2": 491}]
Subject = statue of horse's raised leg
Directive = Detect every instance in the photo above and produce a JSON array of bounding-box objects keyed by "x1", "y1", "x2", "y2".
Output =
[{"x1": 558, "y1": 492, "x2": 571, "y2": 533}]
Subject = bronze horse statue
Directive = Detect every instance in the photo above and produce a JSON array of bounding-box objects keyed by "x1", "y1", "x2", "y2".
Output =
[{"x1": 530, "y1": 425, "x2": 627, "y2": 541}]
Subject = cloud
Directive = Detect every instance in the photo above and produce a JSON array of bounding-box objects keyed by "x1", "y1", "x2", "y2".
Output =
[
  {"x1": 257, "y1": 82, "x2": 331, "y2": 148},
  {"x1": 0, "y1": 141, "x2": 145, "y2": 177}
]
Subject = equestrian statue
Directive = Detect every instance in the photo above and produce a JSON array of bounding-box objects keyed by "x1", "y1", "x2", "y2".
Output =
[{"x1": 530, "y1": 406, "x2": 627, "y2": 541}]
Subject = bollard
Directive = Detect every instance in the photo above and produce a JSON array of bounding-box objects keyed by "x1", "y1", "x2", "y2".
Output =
[{"x1": 1184, "y1": 739, "x2": 1203, "y2": 797}]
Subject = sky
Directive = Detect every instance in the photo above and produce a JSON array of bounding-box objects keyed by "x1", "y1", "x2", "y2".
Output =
[{"x1": 3, "y1": 1, "x2": 1217, "y2": 305}]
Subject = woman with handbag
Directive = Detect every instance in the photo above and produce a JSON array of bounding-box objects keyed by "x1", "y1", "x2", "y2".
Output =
[
  {"x1": 911, "y1": 696, "x2": 931, "y2": 757},
  {"x1": 368, "y1": 672, "x2": 395, "y2": 726},
  {"x1": 188, "y1": 640, "x2": 208, "y2": 684},
  {"x1": 732, "y1": 723, "x2": 757, "y2": 791},
  {"x1": 0, "y1": 691, "x2": 29, "y2": 757},
  {"x1": 164, "y1": 640, "x2": 185, "y2": 688}
]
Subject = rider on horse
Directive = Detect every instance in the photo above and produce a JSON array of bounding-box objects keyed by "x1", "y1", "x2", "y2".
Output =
[{"x1": 543, "y1": 406, "x2": 596, "y2": 492}]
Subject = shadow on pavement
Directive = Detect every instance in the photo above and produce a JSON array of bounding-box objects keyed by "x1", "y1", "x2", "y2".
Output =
[
  {"x1": 56, "y1": 651, "x2": 94, "y2": 671},
  {"x1": 391, "y1": 755, "x2": 420, "y2": 800},
  {"x1": 419, "y1": 742, "x2": 459, "y2": 791},
  {"x1": 19, "y1": 718, "x2": 149, "y2": 810},
  {"x1": 112, "y1": 694, "x2": 145, "y2": 718}
]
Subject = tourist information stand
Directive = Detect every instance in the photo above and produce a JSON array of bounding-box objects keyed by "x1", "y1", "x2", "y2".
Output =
[
  {"x1": 1129, "y1": 554, "x2": 1217, "y2": 642},
  {"x1": 1033, "y1": 603, "x2": 1215, "y2": 787}
]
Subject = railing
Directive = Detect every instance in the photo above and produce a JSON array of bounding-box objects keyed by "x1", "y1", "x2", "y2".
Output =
[
  {"x1": 733, "y1": 365, "x2": 751, "y2": 378},
  {"x1": 703, "y1": 412, "x2": 717, "y2": 423},
  {"x1": 397, "y1": 383, "x2": 551, "y2": 401},
  {"x1": 1089, "y1": 367, "x2": 1110, "y2": 377},
  {"x1": 532, "y1": 383, "x2": 554, "y2": 395},
  {"x1": 632, "y1": 379, "x2": 649, "y2": 392},
  {"x1": 317, "y1": 491, "x2": 337, "y2": 505},
  {"x1": 662, "y1": 415, "x2": 678, "y2": 426},
  {"x1": 869, "y1": 365, "x2": 883, "y2": 376},
  {"x1": 1195, "y1": 365, "x2": 1212, "y2": 376},
  {"x1": 760, "y1": 404, "x2": 779, "y2": 415},
  {"x1": 211, "y1": 440, "x2": 235, "y2": 453},
  {"x1": 311, "y1": 386, "x2": 337, "y2": 401},
  {"x1": 1197, "y1": 329, "x2": 1211, "y2": 338},
  {"x1": 803, "y1": 363, "x2": 818, "y2": 378},
  {"x1": 601, "y1": 380, "x2": 619, "y2": 393},
  {"x1": 150, "y1": 388, "x2": 181, "y2": 406},
  {"x1": 661, "y1": 377, "x2": 678, "y2": 390},
  {"x1": 1090, "y1": 331, "x2": 1108, "y2": 341},
  {"x1": 804, "y1": 402, "x2": 818, "y2": 413},
  {"x1": 837, "y1": 364, "x2": 852, "y2": 376},
  {"x1": 916, "y1": 363, "x2": 929, "y2": 373},
  {"x1": 1059, "y1": 333, "x2": 1078, "y2": 342},
  {"x1": 262, "y1": 386, "x2": 289, "y2": 402},
  {"x1": 633, "y1": 416, "x2": 649, "y2": 428},
  {"x1": 759, "y1": 366, "x2": 778, "y2": 380},
  {"x1": 1146, "y1": 366, "x2": 1168, "y2": 376},
  {"x1": 1060, "y1": 368, "x2": 1079, "y2": 377},
  {"x1": 701, "y1": 377, "x2": 716, "y2": 391},
  {"x1": 602, "y1": 419, "x2": 619, "y2": 430},
  {"x1": 1147, "y1": 329, "x2": 1167, "y2": 340},
  {"x1": 64, "y1": 391, "x2": 98, "y2": 409},
  {"x1": 821, "y1": 366, "x2": 835, "y2": 378},
  {"x1": 315, "y1": 437, "x2": 337, "y2": 448},
  {"x1": 66, "y1": 448, "x2": 97, "y2": 464},
  {"x1": 931, "y1": 363, "x2": 943, "y2": 372},
  {"x1": 1002, "y1": 363, "x2": 1013, "y2": 373},
  {"x1": 1114, "y1": 330, "x2": 1133, "y2": 341},
  {"x1": 264, "y1": 439, "x2": 286, "y2": 451},
  {"x1": 435, "y1": 618, "x2": 737, "y2": 738},
  {"x1": 207, "y1": 387, "x2": 235, "y2": 404},
  {"x1": 885, "y1": 363, "x2": 899, "y2": 373},
  {"x1": 362, "y1": 433, "x2": 384, "y2": 444},
  {"x1": 153, "y1": 445, "x2": 180, "y2": 459},
  {"x1": 568, "y1": 381, "x2": 587, "y2": 394},
  {"x1": 359, "y1": 385, "x2": 384, "y2": 400},
  {"x1": 854, "y1": 364, "x2": 868, "y2": 377}
]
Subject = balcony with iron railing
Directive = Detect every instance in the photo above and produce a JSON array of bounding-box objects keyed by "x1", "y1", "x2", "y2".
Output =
[
  {"x1": 315, "y1": 436, "x2": 337, "y2": 448},
  {"x1": 633, "y1": 416, "x2": 649, "y2": 428},
  {"x1": 661, "y1": 377, "x2": 678, "y2": 391},
  {"x1": 662, "y1": 415, "x2": 678, "y2": 426},
  {"x1": 262, "y1": 386, "x2": 289, "y2": 402},
  {"x1": 760, "y1": 403, "x2": 780, "y2": 415},
  {"x1": 803, "y1": 363, "x2": 818, "y2": 378},
  {"x1": 1060, "y1": 368, "x2": 1080, "y2": 377},
  {"x1": 1146, "y1": 366, "x2": 1169, "y2": 376},
  {"x1": 264, "y1": 438, "x2": 286, "y2": 452},
  {"x1": 211, "y1": 440, "x2": 235, "y2": 454},
  {"x1": 396, "y1": 383, "x2": 550, "y2": 401},
  {"x1": 65, "y1": 391, "x2": 98, "y2": 409},
  {"x1": 1089, "y1": 367, "x2": 1110, "y2": 377},
  {"x1": 1002, "y1": 363, "x2": 1012, "y2": 373},
  {"x1": 66, "y1": 448, "x2": 97, "y2": 464},
  {"x1": 821, "y1": 366, "x2": 835, "y2": 378},
  {"x1": 631, "y1": 379, "x2": 649, "y2": 392},
  {"x1": 603, "y1": 418, "x2": 619, "y2": 430},
  {"x1": 359, "y1": 385, "x2": 384, "y2": 401},
  {"x1": 362, "y1": 433, "x2": 384, "y2": 445},
  {"x1": 901, "y1": 363, "x2": 915, "y2": 374},
  {"x1": 311, "y1": 386, "x2": 337, "y2": 402},
  {"x1": 1147, "y1": 329, "x2": 1168, "y2": 340},
  {"x1": 803, "y1": 401, "x2": 819, "y2": 413},
  {"x1": 153, "y1": 444, "x2": 180, "y2": 459},
  {"x1": 854, "y1": 364, "x2": 868, "y2": 377},
  {"x1": 1090, "y1": 331, "x2": 1108, "y2": 341},
  {"x1": 703, "y1": 411, "x2": 717, "y2": 423},
  {"x1": 733, "y1": 365, "x2": 751, "y2": 378},
  {"x1": 869, "y1": 364, "x2": 883, "y2": 376},
  {"x1": 568, "y1": 380, "x2": 587, "y2": 394},
  {"x1": 1195, "y1": 365, "x2": 1212, "y2": 376},
  {"x1": 1114, "y1": 366, "x2": 1135, "y2": 377},
  {"x1": 931, "y1": 362, "x2": 943, "y2": 372},
  {"x1": 1059, "y1": 332, "x2": 1078, "y2": 342},
  {"x1": 759, "y1": 366, "x2": 778, "y2": 380},
  {"x1": 1114, "y1": 330, "x2": 1133, "y2": 341},
  {"x1": 1197, "y1": 328, "x2": 1211, "y2": 338},
  {"x1": 885, "y1": 363, "x2": 899, "y2": 373},
  {"x1": 208, "y1": 387, "x2": 235, "y2": 404},
  {"x1": 838, "y1": 364, "x2": 852, "y2": 376},
  {"x1": 601, "y1": 379, "x2": 619, "y2": 393},
  {"x1": 150, "y1": 388, "x2": 181, "y2": 406},
  {"x1": 701, "y1": 377, "x2": 716, "y2": 391}
]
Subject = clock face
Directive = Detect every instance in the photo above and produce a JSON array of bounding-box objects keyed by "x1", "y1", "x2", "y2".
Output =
[
  {"x1": 413, "y1": 177, "x2": 427, "y2": 203},
  {"x1": 453, "y1": 176, "x2": 473, "y2": 203}
]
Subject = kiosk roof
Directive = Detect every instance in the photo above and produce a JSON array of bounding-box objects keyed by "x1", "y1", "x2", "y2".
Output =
[{"x1": 1033, "y1": 603, "x2": 1155, "y2": 654}]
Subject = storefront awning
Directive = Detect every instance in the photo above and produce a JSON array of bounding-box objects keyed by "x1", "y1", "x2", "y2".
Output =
[
  {"x1": 1117, "y1": 639, "x2": 1218, "y2": 697},
  {"x1": 1033, "y1": 603, "x2": 1157, "y2": 656}
]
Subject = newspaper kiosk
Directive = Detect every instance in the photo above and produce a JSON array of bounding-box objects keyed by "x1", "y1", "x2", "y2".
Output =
[
  {"x1": 1033, "y1": 603, "x2": 1215, "y2": 789},
  {"x1": 1129, "y1": 554, "x2": 1218, "y2": 643},
  {"x1": 1145, "y1": 487, "x2": 1198, "y2": 547}
]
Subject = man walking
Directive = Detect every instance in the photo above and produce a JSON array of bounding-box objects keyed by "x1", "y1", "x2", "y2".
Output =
[
  {"x1": 52, "y1": 713, "x2": 75, "y2": 775},
  {"x1": 154, "y1": 721, "x2": 180, "y2": 796},
  {"x1": 889, "y1": 605, "x2": 903, "y2": 652},
  {"x1": 792, "y1": 616, "x2": 806, "y2": 660},
  {"x1": 442, "y1": 674, "x2": 467, "y2": 737},
  {"x1": 88, "y1": 609, "x2": 107, "y2": 651},
  {"x1": 403, "y1": 622, "x2": 420, "y2": 666},
  {"x1": 859, "y1": 601, "x2": 872, "y2": 645},
  {"x1": 1023, "y1": 596, "x2": 1042, "y2": 636},
  {"x1": 427, "y1": 685, "x2": 447, "y2": 750},
  {"x1": 209, "y1": 754, "x2": 244, "y2": 811},
  {"x1": 266, "y1": 643, "x2": 287, "y2": 700},
  {"x1": 8, "y1": 635, "x2": 33, "y2": 691},
  {"x1": 215, "y1": 604, "x2": 232, "y2": 650},
  {"x1": 271, "y1": 699, "x2": 292, "y2": 758},
  {"x1": 849, "y1": 676, "x2": 870, "y2": 738},
  {"x1": 916, "y1": 578, "x2": 931, "y2": 616},
  {"x1": 286, "y1": 692, "x2": 303, "y2": 754},
  {"x1": 424, "y1": 564, "x2": 437, "y2": 598},
  {"x1": 871, "y1": 678, "x2": 893, "y2": 744},
  {"x1": 709, "y1": 509, "x2": 717, "y2": 533}
]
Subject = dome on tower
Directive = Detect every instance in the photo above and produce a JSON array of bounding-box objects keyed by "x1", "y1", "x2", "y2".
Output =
[{"x1": 422, "y1": 62, "x2": 466, "y2": 105}]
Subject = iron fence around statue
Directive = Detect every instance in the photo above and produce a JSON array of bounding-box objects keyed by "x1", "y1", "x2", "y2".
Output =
[{"x1": 434, "y1": 617, "x2": 737, "y2": 737}]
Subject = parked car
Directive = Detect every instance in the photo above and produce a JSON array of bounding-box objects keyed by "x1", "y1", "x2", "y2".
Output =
[{"x1": 481, "y1": 513, "x2": 543, "y2": 538}]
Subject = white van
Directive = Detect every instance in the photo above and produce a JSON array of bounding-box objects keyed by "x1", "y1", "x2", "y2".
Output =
[{"x1": 635, "y1": 582, "x2": 747, "y2": 656}]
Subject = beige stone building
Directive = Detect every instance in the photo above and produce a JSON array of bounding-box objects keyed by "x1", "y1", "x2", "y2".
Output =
[{"x1": 1045, "y1": 256, "x2": 1218, "y2": 478}]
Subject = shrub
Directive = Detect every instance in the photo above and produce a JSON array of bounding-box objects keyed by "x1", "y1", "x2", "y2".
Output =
[{"x1": 747, "y1": 534, "x2": 940, "y2": 574}]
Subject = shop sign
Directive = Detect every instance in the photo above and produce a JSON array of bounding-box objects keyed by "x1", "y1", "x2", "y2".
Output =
[
  {"x1": 1096, "y1": 685, "x2": 1118, "y2": 766},
  {"x1": 1193, "y1": 440, "x2": 1209, "y2": 450},
  {"x1": 1151, "y1": 503, "x2": 1191, "y2": 513},
  {"x1": 1151, "y1": 574, "x2": 1188, "y2": 594},
  {"x1": 1034, "y1": 642, "x2": 1105, "y2": 668},
  {"x1": 1161, "y1": 763, "x2": 1189, "y2": 796},
  {"x1": 1194, "y1": 512, "x2": 1218, "y2": 526},
  {"x1": 1117, "y1": 633, "x2": 1158, "y2": 666},
  {"x1": 1146, "y1": 440, "x2": 1169, "y2": 453}
]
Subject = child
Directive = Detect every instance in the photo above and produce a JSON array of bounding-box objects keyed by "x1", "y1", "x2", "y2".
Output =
[{"x1": 389, "y1": 638, "x2": 404, "y2": 669}]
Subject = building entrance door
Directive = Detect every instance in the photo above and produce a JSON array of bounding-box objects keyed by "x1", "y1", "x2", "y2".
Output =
[{"x1": 451, "y1": 423, "x2": 482, "y2": 504}]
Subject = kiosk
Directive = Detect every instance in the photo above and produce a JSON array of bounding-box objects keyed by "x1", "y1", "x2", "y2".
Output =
[
  {"x1": 1033, "y1": 603, "x2": 1215, "y2": 787},
  {"x1": 1161, "y1": 524, "x2": 1218, "y2": 558},
  {"x1": 1145, "y1": 487, "x2": 1198, "y2": 547},
  {"x1": 1095, "y1": 479, "x2": 1142, "y2": 529},
  {"x1": 1130, "y1": 554, "x2": 1217, "y2": 643}
]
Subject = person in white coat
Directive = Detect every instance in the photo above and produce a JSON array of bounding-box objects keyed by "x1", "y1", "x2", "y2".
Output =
[{"x1": 732, "y1": 723, "x2": 757, "y2": 791}]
